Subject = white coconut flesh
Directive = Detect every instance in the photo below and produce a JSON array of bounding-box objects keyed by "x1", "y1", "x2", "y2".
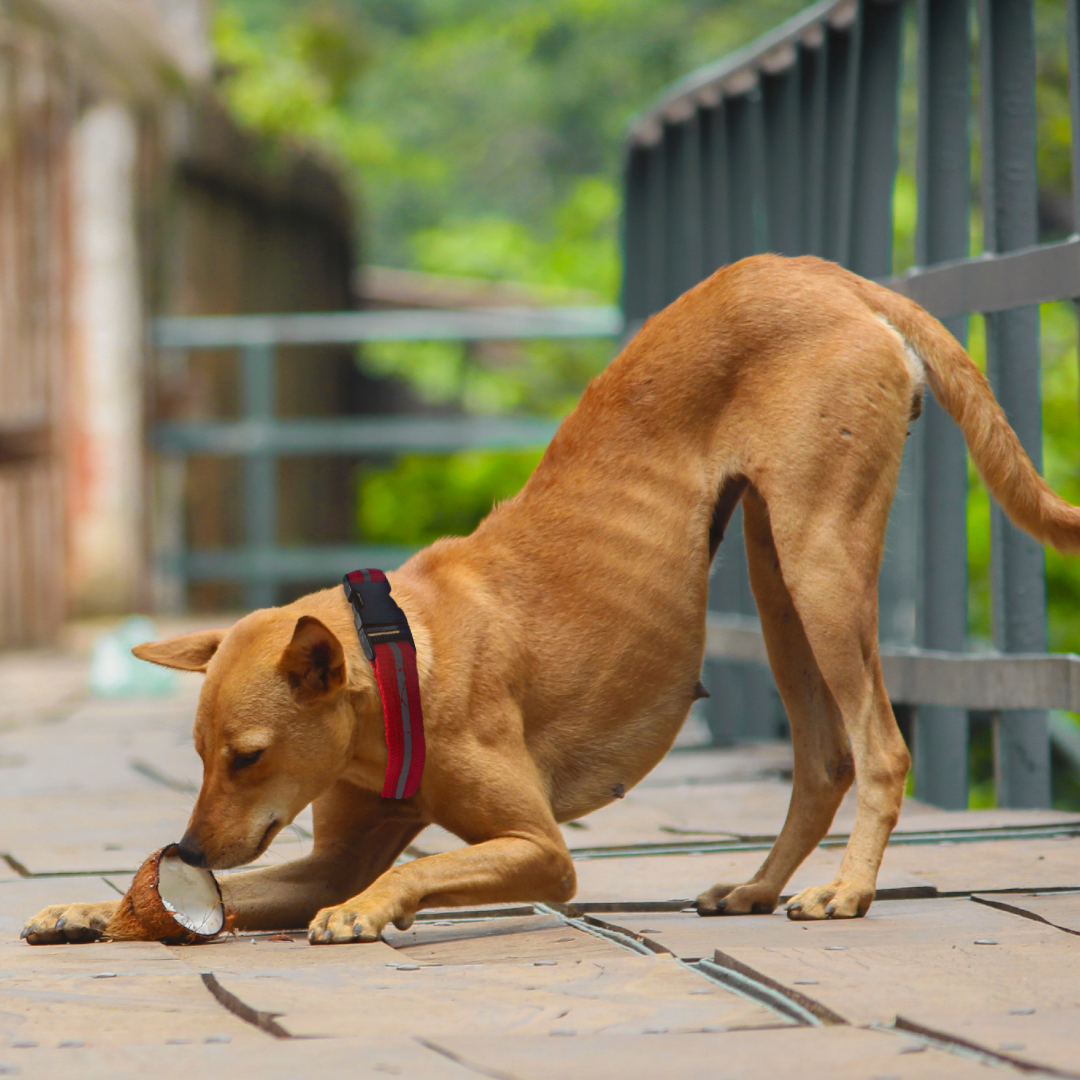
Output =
[{"x1": 157, "y1": 853, "x2": 224, "y2": 936}]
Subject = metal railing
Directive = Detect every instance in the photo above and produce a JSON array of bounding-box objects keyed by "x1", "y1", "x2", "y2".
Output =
[
  {"x1": 622, "y1": 0, "x2": 1080, "y2": 808},
  {"x1": 152, "y1": 306, "x2": 621, "y2": 611}
]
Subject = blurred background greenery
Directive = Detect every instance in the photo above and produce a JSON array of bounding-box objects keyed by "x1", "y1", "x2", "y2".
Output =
[{"x1": 214, "y1": 0, "x2": 1080, "y2": 802}]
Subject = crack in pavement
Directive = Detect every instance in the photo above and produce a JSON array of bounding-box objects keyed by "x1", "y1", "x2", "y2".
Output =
[{"x1": 199, "y1": 972, "x2": 292, "y2": 1039}]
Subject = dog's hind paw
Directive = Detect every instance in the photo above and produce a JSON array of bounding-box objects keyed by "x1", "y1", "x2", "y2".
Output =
[
  {"x1": 21, "y1": 901, "x2": 118, "y2": 945},
  {"x1": 785, "y1": 881, "x2": 872, "y2": 920},
  {"x1": 695, "y1": 882, "x2": 778, "y2": 916}
]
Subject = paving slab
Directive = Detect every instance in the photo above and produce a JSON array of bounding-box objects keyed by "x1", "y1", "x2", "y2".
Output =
[
  {"x1": 0, "y1": 1035, "x2": 477, "y2": 1080},
  {"x1": 430, "y1": 1026, "x2": 1010, "y2": 1080},
  {"x1": 654, "y1": 897, "x2": 1080, "y2": 1075},
  {"x1": 179, "y1": 923, "x2": 780, "y2": 1040}
]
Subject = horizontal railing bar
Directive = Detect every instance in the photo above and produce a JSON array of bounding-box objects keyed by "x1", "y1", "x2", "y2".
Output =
[
  {"x1": 154, "y1": 416, "x2": 560, "y2": 455},
  {"x1": 627, "y1": 0, "x2": 850, "y2": 146},
  {"x1": 706, "y1": 613, "x2": 1080, "y2": 711},
  {"x1": 885, "y1": 234, "x2": 1080, "y2": 319},
  {"x1": 153, "y1": 306, "x2": 623, "y2": 348},
  {"x1": 168, "y1": 545, "x2": 419, "y2": 582}
]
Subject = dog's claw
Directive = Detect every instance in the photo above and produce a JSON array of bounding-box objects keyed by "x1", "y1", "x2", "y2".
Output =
[
  {"x1": 19, "y1": 926, "x2": 29, "y2": 939},
  {"x1": 786, "y1": 902, "x2": 801, "y2": 913},
  {"x1": 55, "y1": 918, "x2": 66, "y2": 930},
  {"x1": 825, "y1": 903, "x2": 836, "y2": 917}
]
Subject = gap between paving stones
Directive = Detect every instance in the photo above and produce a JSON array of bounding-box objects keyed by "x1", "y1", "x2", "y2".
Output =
[
  {"x1": 893, "y1": 1016, "x2": 1080, "y2": 1079},
  {"x1": 970, "y1": 893, "x2": 1080, "y2": 936}
]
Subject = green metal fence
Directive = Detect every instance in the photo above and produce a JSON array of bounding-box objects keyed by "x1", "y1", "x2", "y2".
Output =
[
  {"x1": 152, "y1": 306, "x2": 621, "y2": 611},
  {"x1": 622, "y1": 0, "x2": 1080, "y2": 809}
]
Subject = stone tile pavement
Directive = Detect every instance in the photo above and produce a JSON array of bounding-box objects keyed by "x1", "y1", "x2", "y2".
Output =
[{"x1": 2, "y1": 637, "x2": 1080, "y2": 1078}]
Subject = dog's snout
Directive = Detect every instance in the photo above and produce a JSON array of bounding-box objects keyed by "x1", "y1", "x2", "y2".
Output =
[{"x1": 176, "y1": 835, "x2": 207, "y2": 868}]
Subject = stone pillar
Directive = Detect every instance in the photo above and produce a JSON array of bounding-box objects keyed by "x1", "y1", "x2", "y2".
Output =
[{"x1": 68, "y1": 102, "x2": 146, "y2": 616}]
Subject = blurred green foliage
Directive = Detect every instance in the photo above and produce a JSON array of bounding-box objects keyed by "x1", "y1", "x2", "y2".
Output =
[{"x1": 357, "y1": 449, "x2": 542, "y2": 545}]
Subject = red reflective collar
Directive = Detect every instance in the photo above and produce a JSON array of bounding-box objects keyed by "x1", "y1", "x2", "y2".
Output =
[{"x1": 342, "y1": 569, "x2": 425, "y2": 799}]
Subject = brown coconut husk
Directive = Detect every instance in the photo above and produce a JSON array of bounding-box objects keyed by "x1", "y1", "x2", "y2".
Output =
[{"x1": 105, "y1": 844, "x2": 230, "y2": 945}]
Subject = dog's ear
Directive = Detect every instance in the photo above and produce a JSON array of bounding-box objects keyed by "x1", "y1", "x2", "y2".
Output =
[
  {"x1": 132, "y1": 630, "x2": 225, "y2": 672},
  {"x1": 278, "y1": 616, "x2": 347, "y2": 704}
]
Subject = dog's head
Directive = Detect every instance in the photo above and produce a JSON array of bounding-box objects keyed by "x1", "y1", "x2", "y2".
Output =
[{"x1": 134, "y1": 610, "x2": 373, "y2": 870}]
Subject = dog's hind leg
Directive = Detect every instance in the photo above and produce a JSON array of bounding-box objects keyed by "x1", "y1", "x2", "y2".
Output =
[
  {"x1": 696, "y1": 485, "x2": 853, "y2": 916},
  {"x1": 764, "y1": 479, "x2": 909, "y2": 920}
]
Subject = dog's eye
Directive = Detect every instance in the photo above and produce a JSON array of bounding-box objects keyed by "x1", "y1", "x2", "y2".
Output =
[{"x1": 231, "y1": 749, "x2": 264, "y2": 772}]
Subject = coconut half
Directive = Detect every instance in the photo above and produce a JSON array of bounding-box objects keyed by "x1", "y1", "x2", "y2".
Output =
[{"x1": 105, "y1": 844, "x2": 226, "y2": 944}]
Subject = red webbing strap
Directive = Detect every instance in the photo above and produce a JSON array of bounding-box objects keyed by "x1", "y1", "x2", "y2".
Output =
[{"x1": 345, "y1": 568, "x2": 425, "y2": 799}]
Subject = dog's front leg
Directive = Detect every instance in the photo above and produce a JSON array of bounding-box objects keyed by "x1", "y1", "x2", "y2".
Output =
[
  {"x1": 222, "y1": 781, "x2": 426, "y2": 932},
  {"x1": 308, "y1": 829, "x2": 574, "y2": 944}
]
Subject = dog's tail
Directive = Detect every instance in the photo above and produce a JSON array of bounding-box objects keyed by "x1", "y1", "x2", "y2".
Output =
[{"x1": 844, "y1": 269, "x2": 1080, "y2": 555}]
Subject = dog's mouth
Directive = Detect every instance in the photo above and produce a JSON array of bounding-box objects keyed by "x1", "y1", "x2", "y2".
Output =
[{"x1": 251, "y1": 817, "x2": 281, "y2": 861}]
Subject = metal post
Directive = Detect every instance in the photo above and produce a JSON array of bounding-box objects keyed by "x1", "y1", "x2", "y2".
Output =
[
  {"x1": 763, "y1": 55, "x2": 804, "y2": 256},
  {"x1": 726, "y1": 93, "x2": 758, "y2": 262},
  {"x1": 699, "y1": 102, "x2": 731, "y2": 277},
  {"x1": 800, "y1": 31, "x2": 829, "y2": 257},
  {"x1": 663, "y1": 115, "x2": 704, "y2": 303},
  {"x1": 979, "y1": 0, "x2": 1049, "y2": 807},
  {"x1": 848, "y1": 0, "x2": 903, "y2": 279},
  {"x1": 643, "y1": 143, "x2": 668, "y2": 318},
  {"x1": 241, "y1": 343, "x2": 277, "y2": 610},
  {"x1": 823, "y1": 22, "x2": 857, "y2": 265},
  {"x1": 621, "y1": 146, "x2": 651, "y2": 327},
  {"x1": 912, "y1": 0, "x2": 972, "y2": 808},
  {"x1": 1067, "y1": 0, "x2": 1080, "y2": 231}
]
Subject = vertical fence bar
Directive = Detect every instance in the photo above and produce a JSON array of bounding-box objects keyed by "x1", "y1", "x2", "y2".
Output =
[
  {"x1": 644, "y1": 142, "x2": 668, "y2": 318},
  {"x1": 1068, "y1": 0, "x2": 1080, "y2": 232},
  {"x1": 763, "y1": 54, "x2": 804, "y2": 256},
  {"x1": 621, "y1": 145, "x2": 651, "y2": 328},
  {"x1": 979, "y1": 0, "x2": 1049, "y2": 808},
  {"x1": 848, "y1": 0, "x2": 904, "y2": 278},
  {"x1": 801, "y1": 31, "x2": 829, "y2": 257},
  {"x1": 664, "y1": 115, "x2": 704, "y2": 302},
  {"x1": 699, "y1": 100, "x2": 732, "y2": 277},
  {"x1": 823, "y1": 21, "x2": 857, "y2": 264},
  {"x1": 912, "y1": 0, "x2": 972, "y2": 808},
  {"x1": 726, "y1": 93, "x2": 758, "y2": 261},
  {"x1": 241, "y1": 343, "x2": 277, "y2": 610}
]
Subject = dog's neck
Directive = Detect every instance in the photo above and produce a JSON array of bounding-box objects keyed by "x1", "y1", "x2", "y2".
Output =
[{"x1": 311, "y1": 578, "x2": 434, "y2": 797}]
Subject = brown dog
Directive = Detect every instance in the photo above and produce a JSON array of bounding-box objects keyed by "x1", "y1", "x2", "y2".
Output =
[{"x1": 24, "y1": 255, "x2": 1080, "y2": 946}]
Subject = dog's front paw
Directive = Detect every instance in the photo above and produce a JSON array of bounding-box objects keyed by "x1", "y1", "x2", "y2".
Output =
[
  {"x1": 785, "y1": 881, "x2": 873, "y2": 920},
  {"x1": 695, "y1": 881, "x2": 779, "y2": 916},
  {"x1": 308, "y1": 902, "x2": 412, "y2": 945},
  {"x1": 22, "y1": 901, "x2": 118, "y2": 945}
]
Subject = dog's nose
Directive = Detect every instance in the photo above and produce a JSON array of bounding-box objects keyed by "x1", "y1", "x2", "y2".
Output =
[{"x1": 176, "y1": 834, "x2": 207, "y2": 868}]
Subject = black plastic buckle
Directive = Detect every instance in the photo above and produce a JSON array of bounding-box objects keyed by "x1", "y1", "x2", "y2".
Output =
[{"x1": 342, "y1": 574, "x2": 414, "y2": 662}]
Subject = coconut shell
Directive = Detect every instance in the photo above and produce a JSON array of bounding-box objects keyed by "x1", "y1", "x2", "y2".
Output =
[{"x1": 105, "y1": 844, "x2": 227, "y2": 945}]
